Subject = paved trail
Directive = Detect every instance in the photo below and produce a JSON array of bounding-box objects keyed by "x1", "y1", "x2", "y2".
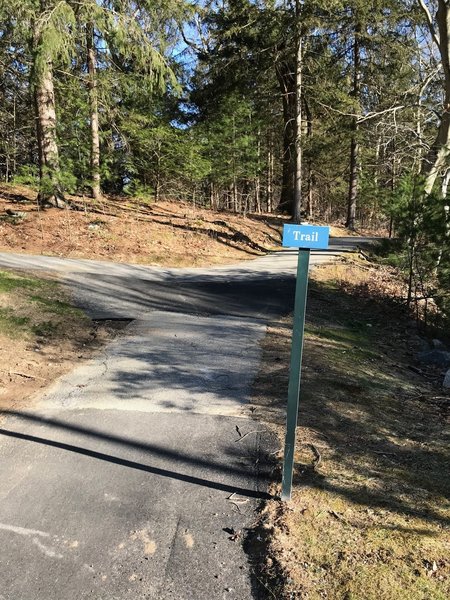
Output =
[{"x1": 0, "y1": 239, "x2": 370, "y2": 600}]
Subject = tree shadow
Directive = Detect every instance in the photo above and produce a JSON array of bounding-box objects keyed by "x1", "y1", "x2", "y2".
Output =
[
  {"x1": 66, "y1": 271, "x2": 296, "y2": 320},
  {"x1": 0, "y1": 410, "x2": 275, "y2": 500},
  {"x1": 0, "y1": 190, "x2": 32, "y2": 204},
  {"x1": 254, "y1": 275, "x2": 450, "y2": 529},
  {"x1": 148, "y1": 217, "x2": 266, "y2": 255}
]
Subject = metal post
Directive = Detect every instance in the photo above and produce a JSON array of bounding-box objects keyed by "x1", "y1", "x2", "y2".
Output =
[{"x1": 281, "y1": 248, "x2": 310, "y2": 501}]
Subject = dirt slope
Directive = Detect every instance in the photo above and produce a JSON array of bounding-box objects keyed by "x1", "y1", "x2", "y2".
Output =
[{"x1": 0, "y1": 184, "x2": 285, "y2": 267}]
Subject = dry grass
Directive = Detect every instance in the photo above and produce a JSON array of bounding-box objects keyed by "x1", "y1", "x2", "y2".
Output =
[
  {"x1": 0, "y1": 183, "x2": 284, "y2": 267},
  {"x1": 251, "y1": 260, "x2": 450, "y2": 600}
]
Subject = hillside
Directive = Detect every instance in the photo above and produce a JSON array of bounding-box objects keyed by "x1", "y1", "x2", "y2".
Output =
[{"x1": 0, "y1": 184, "x2": 287, "y2": 267}]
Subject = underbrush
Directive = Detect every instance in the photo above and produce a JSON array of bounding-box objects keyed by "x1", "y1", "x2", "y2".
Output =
[{"x1": 369, "y1": 239, "x2": 450, "y2": 340}]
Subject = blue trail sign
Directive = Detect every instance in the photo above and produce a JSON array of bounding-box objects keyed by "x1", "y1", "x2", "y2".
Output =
[
  {"x1": 282, "y1": 224, "x2": 330, "y2": 249},
  {"x1": 280, "y1": 224, "x2": 329, "y2": 501}
]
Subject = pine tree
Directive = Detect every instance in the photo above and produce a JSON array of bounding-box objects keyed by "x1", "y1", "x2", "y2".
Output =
[{"x1": 32, "y1": 0, "x2": 75, "y2": 206}]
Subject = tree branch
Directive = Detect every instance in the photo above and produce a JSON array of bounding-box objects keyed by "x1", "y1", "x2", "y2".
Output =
[
  {"x1": 417, "y1": 0, "x2": 441, "y2": 50},
  {"x1": 313, "y1": 99, "x2": 406, "y2": 123}
]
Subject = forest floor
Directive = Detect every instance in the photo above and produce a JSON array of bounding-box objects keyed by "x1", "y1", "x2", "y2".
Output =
[
  {"x1": 0, "y1": 183, "x2": 365, "y2": 267},
  {"x1": 251, "y1": 258, "x2": 450, "y2": 600},
  {"x1": 0, "y1": 183, "x2": 288, "y2": 267}
]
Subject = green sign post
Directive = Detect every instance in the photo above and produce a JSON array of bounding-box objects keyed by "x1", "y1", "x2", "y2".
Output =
[{"x1": 281, "y1": 224, "x2": 330, "y2": 501}]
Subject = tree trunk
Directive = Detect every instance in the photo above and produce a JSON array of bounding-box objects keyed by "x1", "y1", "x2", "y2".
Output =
[
  {"x1": 255, "y1": 177, "x2": 261, "y2": 214},
  {"x1": 293, "y1": 29, "x2": 303, "y2": 223},
  {"x1": 255, "y1": 128, "x2": 261, "y2": 213},
  {"x1": 33, "y1": 3, "x2": 65, "y2": 207},
  {"x1": 210, "y1": 181, "x2": 215, "y2": 210},
  {"x1": 87, "y1": 22, "x2": 101, "y2": 201},
  {"x1": 304, "y1": 96, "x2": 314, "y2": 220},
  {"x1": 232, "y1": 179, "x2": 238, "y2": 213},
  {"x1": 276, "y1": 62, "x2": 296, "y2": 215},
  {"x1": 346, "y1": 22, "x2": 361, "y2": 230},
  {"x1": 420, "y1": 0, "x2": 450, "y2": 195},
  {"x1": 389, "y1": 153, "x2": 396, "y2": 238},
  {"x1": 12, "y1": 95, "x2": 17, "y2": 178},
  {"x1": 267, "y1": 141, "x2": 273, "y2": 213},
  {"x1": 34, "y1": 61, "x2": 65, "y2": 206},
  {"x1": 346, "y1": 134, "x2": 359, "y2": 229},
  {"x1": 154, "y1": 143, "x2": 161, "y2": 201}
]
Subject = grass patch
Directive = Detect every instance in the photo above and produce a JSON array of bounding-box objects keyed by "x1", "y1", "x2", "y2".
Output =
[
  {"x1": 0, "y1": 269, "x2": 86, "y2": 340},
  {"x1": 0, "y1": 307, "x2": 30, "y2": 336},
  {"x1": 0, "y1": 266, "x2": 129, "y2": 415},
  {"x1": 306, "y1": 322, "x2": 379, "y2": 352},
  {"x1": 29, "y1": 295, "x2": 83, "y2": 316},
  {"x1": 0, "y1": 270, "x2": 49, "y2": 292},
  {"x1": 251, "y1": 261, "x2": 449, "y2": 600}
]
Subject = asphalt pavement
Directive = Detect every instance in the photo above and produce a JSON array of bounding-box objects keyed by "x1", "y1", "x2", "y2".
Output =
[{"x1": 0, "y1": 238, "x2": 370, "y2": 600}]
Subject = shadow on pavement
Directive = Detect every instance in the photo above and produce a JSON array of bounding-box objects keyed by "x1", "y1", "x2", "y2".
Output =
[{"x1": 0, "y1": 410, "x2": 274, "y2": 501}]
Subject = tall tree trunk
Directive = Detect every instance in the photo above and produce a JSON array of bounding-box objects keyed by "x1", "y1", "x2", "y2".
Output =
[
  {"x1": 346, "y1": 22, "x2": 361, "y2": 230},
  {"x1": 267, "y1": 140, "x2": 274, "y2": 213},
  {"x1": 12, "y1": 95, "x2": 17, "y2": 178},
  {"x1": 154, "y1": 142, "x2": 161, "y2": 201},
  {"x1": 86, "y1": 21, "x2": 101, "y2": 201},
  {"x1": 346, "y1": 135, "x2": 359, "y2": 229},
  {"x1": 255, "y1": 128, "x2": 261, "y2": 213},
  {"x1": 33, "y1": 4, "x2": 65, "y2": 207},
  {"x1": 34, "y1": 61, "x2": 64, "y2": 206},
  {"x1": 389, "y1": 148, "x2": 397, "y2": 238},
  {"x1": 293, "y1": 23, "x2": 303, "y2": 224},
  {"x1": 276, "y1": 62, "x2": 296, "y2": 215},
  {"x1": 304, "y1": 96, "x2": 314, "y2": 220},
  {"x1": 418, "y1": 0, "x2": 450, "y2": 194}
]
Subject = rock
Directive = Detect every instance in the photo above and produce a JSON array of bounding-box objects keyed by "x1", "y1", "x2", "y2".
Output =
[
  {"x1": 432, "y1": 339, "x2": 447, "y2": 350},
  {"x1": 417, "y1": 350, "x2": 450, "y2": 368},
  {"x1": 444, "y1": 369, "x2": 450, "y2": 389},
  {"x1": 5, "y1": 209, "x2": 27, "y2": 219},
  {"x1": 413, "y1": 335, "x2": 430, "y2": 352}
]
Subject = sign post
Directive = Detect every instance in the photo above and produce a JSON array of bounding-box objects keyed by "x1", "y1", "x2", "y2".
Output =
[{"x1": 281, "y1": 224, "x2": 329, "y2": 501}]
